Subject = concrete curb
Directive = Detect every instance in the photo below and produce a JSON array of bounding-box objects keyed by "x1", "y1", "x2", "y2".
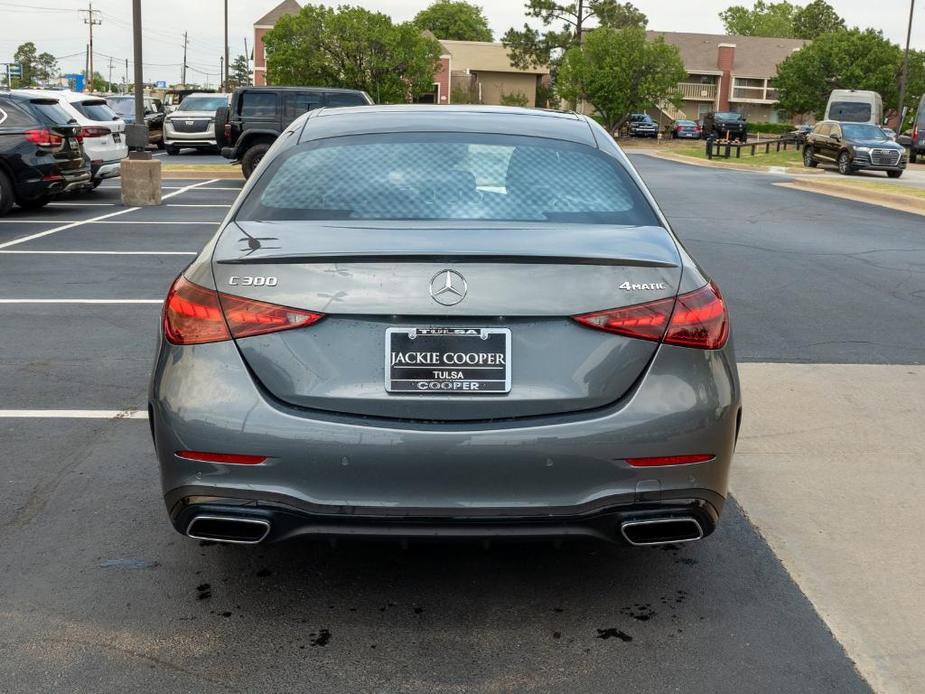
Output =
[
  {"x1": 628, "y1": 148, "x2": 821, "y2": 176},
  {"x1": 777, "y1": 179, "x2": 925, "y2": 217}
]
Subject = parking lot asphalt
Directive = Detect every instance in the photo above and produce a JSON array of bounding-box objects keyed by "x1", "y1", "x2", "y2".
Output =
[{"x1": 4, "y1": 158, "x2": 922, "y2": 692}]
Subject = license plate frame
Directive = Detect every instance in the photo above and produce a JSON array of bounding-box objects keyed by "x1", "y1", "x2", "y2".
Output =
[
  {"x1": 112, "y1": 132, "x2": 121, "y2": 143},
  {"x1": 385, "y1": 327, "x2": 511, "y2": 394}
]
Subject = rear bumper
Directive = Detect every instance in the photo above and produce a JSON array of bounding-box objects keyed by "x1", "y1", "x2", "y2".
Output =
[
  {"x1": 151, "y1": 336, "x2": 741, "y2": 540},
  {"x1": 91, "y1": 160, "x2": 122, "y2": 181},
  {"x1": 168, "y1": 493, "x2": 723, "y2": 545}
]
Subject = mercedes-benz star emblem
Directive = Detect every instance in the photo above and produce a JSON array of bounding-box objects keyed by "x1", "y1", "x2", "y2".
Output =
[{"x1": 429, "y1": 270, "x2": 468, "y2": 306}]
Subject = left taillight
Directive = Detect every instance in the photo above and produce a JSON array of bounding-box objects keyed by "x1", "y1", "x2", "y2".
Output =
[
  {"x1": 163, "y1": 276, "x2": 324, "y2": 345},
  {"x1": 573, "y1": 281, "x2": 728, "y2": 350},
  {"x1": 79, "y1": 126, "x2": 111, "y2": 139},
  {"x1": 24, "y1": 128, "x2": 64, "y2": 148}
]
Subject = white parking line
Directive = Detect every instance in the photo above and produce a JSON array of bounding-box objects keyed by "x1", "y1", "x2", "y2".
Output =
[
  {"x1": 0, "y1": 409, "x2": 147, "y2": 419},
  {"x1": 48, "y1": 202, "x2": 115, "y2": 207},
  {"x1": 165, "y1": 204, "x2": 231, "y2": 208},
  {"x1": 0, "y1": 299, "x2": 162, "y2": 304},
  {"x1": 0, "y1": 179, "x2": 219, "y2": 250},
  {"x1": 0, "y1": 250, "x2": 195, "y2": 255}
]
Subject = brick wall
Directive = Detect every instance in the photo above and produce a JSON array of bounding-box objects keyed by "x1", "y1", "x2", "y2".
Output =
[{"x1": 716, "y1": 44, "x2": 735, "y2": 112}]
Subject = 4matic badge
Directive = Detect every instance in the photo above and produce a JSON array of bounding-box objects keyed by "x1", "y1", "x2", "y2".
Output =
[{"x1": 619, "y1": 281, "x2": 667, "y2": 291}]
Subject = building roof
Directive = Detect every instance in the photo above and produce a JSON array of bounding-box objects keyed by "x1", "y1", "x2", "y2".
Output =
[
  {"x1": 439, "y1": 40, "x2": 548, "y2": 75},
  {"x1": 647, "y1": 31, "x2": 806, "y2": 77},
  {"x1": 254, "y1": 0, "x2": 301, "y2": 26}
]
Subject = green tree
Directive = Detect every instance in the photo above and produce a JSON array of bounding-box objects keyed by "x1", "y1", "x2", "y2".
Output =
[
  {"x1": 557, "y1": 26, "x2": 685, "y2": 132},
  {"x1": 264, "y1": 5, "x2": 442, "y2": 103},
  {"x1": 774, "y1": 29, "x2": 902, "y2": 118},
  {"x1": 719, "y1": 1, "x2": 796, "y2": 38},
  {"x1": 499, "y1": 90, "x2": 529, "y2": 106},
  {"x1": 792, "y1": 1, "x2": 845, "y2": 39},
  {"x1": 12, "y1": 42, "x2": 58, "y2": 86},
  {"x1": 228, "y1": 54, "x2": 251, "y2": 88},
  {"x1": 413, "y1": 0, "x2": 492, "y2": 42},
  {"x1": 502, "y1": 1, "x2": 647, "y2": 73}
]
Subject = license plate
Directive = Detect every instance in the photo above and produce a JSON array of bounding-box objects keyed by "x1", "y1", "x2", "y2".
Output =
[
  {"x1": 386, "y1": 328, "x2": 510, "y2": 394},
  {"x1": 113, "y1": 133, "x2": 121, "y2": 143}
]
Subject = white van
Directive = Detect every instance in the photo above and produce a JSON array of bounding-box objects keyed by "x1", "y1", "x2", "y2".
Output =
[{"x1": 824, "y1": 90, "x2": 883, "y2": 126}]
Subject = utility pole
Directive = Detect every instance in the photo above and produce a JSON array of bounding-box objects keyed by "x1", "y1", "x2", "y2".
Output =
[
  {"x1": 220, "y1": 56, "x2": 224, "y2": 91},
  {"x1": 80, "y1": 3, "x2": 102, "y2": 92},
  {"x1": 181, "y1": 31, "x2": 188, "y2": 86},
  {"x1": 124, "y1": 58, "x2": 128, "y2": 93},
  {"x1": 108, "y1": 56, "x2": 113, "y2": 93},
  {"x1": 223, "y1": 0, "x2": 229, "y2": 91},
  {"x1": 244, "y1": 36, "x2": 249, "y2": 86},
  {"x1": 132, "y1": 0, "x2": 143, "y2": 124},
  {"x1": 896, "y1": 0, "x2": 916, "y2": 131}
]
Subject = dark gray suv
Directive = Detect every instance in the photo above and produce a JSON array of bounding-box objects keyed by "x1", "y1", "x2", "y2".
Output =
[
  {"x1": 217, "y1": 86, "x2": 373, "y2": 178},
  {"x1": 804, "y1": 121, "x2": 907, "y2": 177}
]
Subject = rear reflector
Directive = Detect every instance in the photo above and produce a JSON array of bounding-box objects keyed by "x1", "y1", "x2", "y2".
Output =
[
  {"x1": 573, "y1": 281, "x2": 728, "y2": 349},
  {"x1": 626, "y1": 454, "x2": 715, "y2": 467},
  {"x1": 163, "y1": 275, "x2": 324, "y2": 345},
  {"x1": 176, "y1": 450, "x2": 267, "y2": 465}
]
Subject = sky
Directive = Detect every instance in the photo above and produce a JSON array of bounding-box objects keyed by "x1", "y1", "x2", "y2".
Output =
[{"x1": 0, "y1": 0, "x2": 922, "y2": 86}]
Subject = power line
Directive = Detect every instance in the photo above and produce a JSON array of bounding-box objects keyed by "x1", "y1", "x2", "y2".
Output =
[{"x1": 79, "y1": 3, "x2": 102, "y2": 88}]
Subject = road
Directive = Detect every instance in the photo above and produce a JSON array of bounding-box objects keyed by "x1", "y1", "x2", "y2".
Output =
[{"x1": 2, "y1": 155, "x2": 923, "y2": 692}]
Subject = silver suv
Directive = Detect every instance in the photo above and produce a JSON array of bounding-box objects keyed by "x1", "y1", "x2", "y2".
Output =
[{"x1": 163, "y1": 93, "x2": 230, "y2": 154}]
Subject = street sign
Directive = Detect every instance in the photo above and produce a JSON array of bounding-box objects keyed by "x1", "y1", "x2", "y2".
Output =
[
  {"x1": 8, "y1": 63, "x2": 22, "y2": 78},
  {"x1": 155, "y1": 80, "x2": 167, "y2": 88}
]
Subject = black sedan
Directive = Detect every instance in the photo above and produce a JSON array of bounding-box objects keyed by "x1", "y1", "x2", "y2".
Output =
[
  {"x1": 0, "y1": 93, "x2": 91, "y2": 215},
  {"x1": 803, "y1": 121, "x2": 906, "y2": 178}
]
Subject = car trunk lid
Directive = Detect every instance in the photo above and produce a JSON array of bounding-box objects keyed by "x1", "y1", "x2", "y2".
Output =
[{"x1": 211, "y1": 221, "x2": 682, "y2": 420}]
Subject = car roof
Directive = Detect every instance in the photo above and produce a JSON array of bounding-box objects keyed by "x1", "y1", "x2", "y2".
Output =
[
  {"x1": 298, "y1": 105, "x2": 595, "y2": 146},
  {"x1": 238, "y1": 86, "x2": 368, "y2": 93}
]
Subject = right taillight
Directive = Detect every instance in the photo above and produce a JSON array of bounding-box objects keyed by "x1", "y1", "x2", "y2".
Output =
[
  {"x1": 163, "y1": 276, "x2": 324, "y2": 345},
  {"x1": 573, "y1": 281, "x2": 728, "y2": 350}
]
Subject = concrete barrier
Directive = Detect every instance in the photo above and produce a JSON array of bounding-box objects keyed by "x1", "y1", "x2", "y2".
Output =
[{"x1": 120, "y1": 152, "x2": 162, "y2": 206}]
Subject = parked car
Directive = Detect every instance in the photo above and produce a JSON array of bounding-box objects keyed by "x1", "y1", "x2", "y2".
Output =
[
  {"x1": 105, "y1": 95, "x2": 166, "y2": 148},
  {"x1": 803, "y1": 120, "x2": 906, "y2": 178},
  {"x1": 151, "y1": 105, "x2": 740, "y2": 548},
  {"x1": 909, "y1": 94, "x2": 925, "y2": 164},
  {"x1": 670, "y1": 119, "x2": 701, "y2": 139},
  {"x1": 627, "y1": 113, "x2": 658, "y2": 138},
  {"x1": 782, "y1": 123, "x2": 814, "y2": 145},
  {"x1": 15, "y1": 89, "x2": 126, "y2": 188},
  {"x1": 217, "y1": 86, "x2": 374, "y2": 178},
  {"x1": 163, "y1": 93, "x2": 230, "y2": 155},
  {"x1": 881, "y1": 127, "x2": 897, "y2": 141},
  {"x1": 824, "y1": 89, "x2": 883, "y2": 126},
  {"x1": 164, "y1": 87, "x2": 217, "y2": 113},
  {"x1": 0, "y1": 92, "x2": 91, "y2": 215},
  {"x1": 702, "y1": 111, "x2": 748, "y2": 142}
]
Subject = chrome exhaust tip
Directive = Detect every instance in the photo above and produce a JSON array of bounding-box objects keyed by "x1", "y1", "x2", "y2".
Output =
[
  {"x1": 186, "y1": 515, "x2": 271, "y2": 544},
  {"x1": 620, "y1": 517, "x2": 704, "y2": 547}
]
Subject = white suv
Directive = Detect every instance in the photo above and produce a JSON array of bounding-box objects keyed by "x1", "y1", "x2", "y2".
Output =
[
  {"x1": 163, "y1": 93, "x2": 230, "y2": 154},
  {"x1": 14, "y1": 89, "x2": 128, "y2": 187}
]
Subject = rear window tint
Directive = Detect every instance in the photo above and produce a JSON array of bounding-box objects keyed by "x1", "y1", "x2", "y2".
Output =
[
  {"x1": 241, "y1": 92, "x2": 278, "y2": 118},
  {"x1": 324, "y1": 92, "x2": 369, "y2": 107},
  {"x1": 237, "y1": 133, "x2": 659, "y2": 226},
  {"x1": 28, "y1": 101, "x2": 74, "y2": 126},
  {"x1": 71, "y1": 100, "x2": 117, "y2": 121},
  {"x1": 828, "y1": 101, "x2": 872, "y2": 122}
]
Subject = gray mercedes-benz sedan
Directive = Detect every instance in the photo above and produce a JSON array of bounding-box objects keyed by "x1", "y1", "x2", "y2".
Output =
[{"x1": 150, "y1": 105, "x2": 741, "y2": 547}]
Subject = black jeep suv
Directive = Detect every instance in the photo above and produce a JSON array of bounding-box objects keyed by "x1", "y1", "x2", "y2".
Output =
[
  {"x1": 217, "y1": 87, "x2": 373, "y2": 178},
  {"x1": 0, "y1": 92, "x2": 91, "y2": 215},
  {"x1": 702, "y1": 111, "x2": 748, "y2": 142}
]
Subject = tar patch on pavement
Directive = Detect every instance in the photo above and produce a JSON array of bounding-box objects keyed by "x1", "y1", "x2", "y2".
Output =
[
  {"x1": 196, "y1": 583, "x2": 212, "y2": 600},
  {"x1": 309, "y1": 629, "x2": 331, "y2": 647},
  {"x1": 595, "y1": 628, "x2": 633, "y2": 642}
]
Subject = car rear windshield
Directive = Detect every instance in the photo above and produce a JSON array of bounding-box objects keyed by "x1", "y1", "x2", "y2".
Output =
[
  {"x1": 841, "y1": 124, "x2": 890, "y2": 141},
  {"x1": 829, "y1": 101, "x2": 872, "y2": 122},
  {"x1": 27, "y1": 100, "x2": 75, "y2": 126},
  {"x1": 71, "y1": 100, "x2": 117, "y2": 121},
  {"x1": 237, "y1": 133, "x2": 659, "y2": 226},
  {"x1": 177, "y1": 96, "x2": 228, "y2": 112}
]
